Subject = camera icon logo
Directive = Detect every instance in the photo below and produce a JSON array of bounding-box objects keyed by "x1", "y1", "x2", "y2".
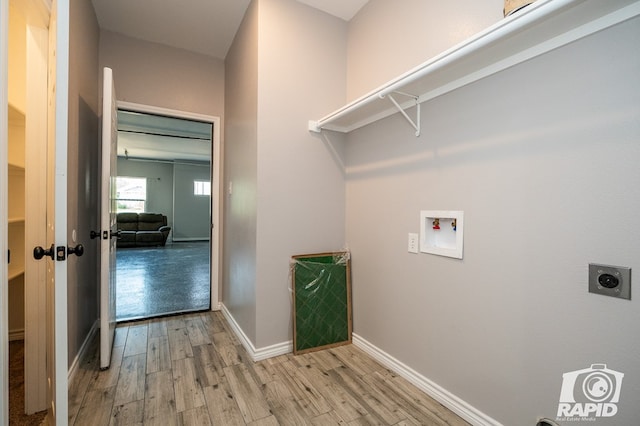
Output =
[
  {"x1": 581, "y1": 369, "x2": 614, "y2": 402},
  {"x1": 557, "y1": 364, "x2": 624, "y2": 419}
]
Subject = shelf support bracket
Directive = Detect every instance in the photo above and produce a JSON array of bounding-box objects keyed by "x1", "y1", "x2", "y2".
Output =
[{"x1": 382, "y1": 91, "x2": 421, "y2": 137}]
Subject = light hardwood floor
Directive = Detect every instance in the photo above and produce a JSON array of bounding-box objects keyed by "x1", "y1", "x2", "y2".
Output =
[{"x1": 68, "y1": 311, "x2": 469, "y2": 425}]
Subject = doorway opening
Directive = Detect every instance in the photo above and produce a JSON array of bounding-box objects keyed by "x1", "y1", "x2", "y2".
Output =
[{"x1": 114, "y1": 106, "x2": 220, "y2": 321}]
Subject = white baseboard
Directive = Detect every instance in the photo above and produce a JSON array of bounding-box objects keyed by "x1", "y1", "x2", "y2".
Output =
[
  {"x1": 254, "y1": 340, "x2": 292, "y2": 362},
  {"x1": 352, "y1": 333, "x2": 502, "y2": 426},
  {"x1": 68, "y1": 320, "x2": 99, "y2": 383},
  {"x1": 219, "y1": 303, "x2": 292, "y2": 362},
  {"x1": 9, "y1": 328, "x2": 24, "y2": 341}
]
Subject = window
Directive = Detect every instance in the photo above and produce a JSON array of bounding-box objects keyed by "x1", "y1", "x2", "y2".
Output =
[
  {"x1": 194, "y1": 180, "x2": 211, "y2": 196},
  {"x1": 116, "y1": 177, "x2": 147, "y2": 213}
]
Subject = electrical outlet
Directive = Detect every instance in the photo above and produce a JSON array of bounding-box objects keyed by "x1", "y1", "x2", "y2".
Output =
[
  {"x1": 589, "y1": 263, "x2": 631, "y2": 300},
  {"x1": 408, "y1": 233, "x2": 419, "y2": 254}
]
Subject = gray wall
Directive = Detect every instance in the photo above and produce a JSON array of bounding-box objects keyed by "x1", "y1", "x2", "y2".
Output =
[
  {"x1": 117, "y1": 158, "x2": 174, "y2": 230},
  {"x1": 223, "y1": 0, "x2": 347, "y2": 349},
  {"x1": 67, "y1": 0, "x2": 100, "y2": 366},
  {"x1": 345, "y1": 10, "x2": 640, "y2": 426},
  {"x1": 255, "y1": 0, "x2": 347, "y2": 348},
  {"x1": 117, "y1": 159, "x2": 211, "y2": 241},
  {"x1": 347, "y1": 0, "x2": 503, "y2": 101},
  {"x1": 223, "y1": 0, "x2": 259, "y2": 345},
  {"x1": 98, "y1": 30, "x2": 225, "y2": 121},
  {"x1": 173, "y1": 162, "x2": 210, "y2": 240}
]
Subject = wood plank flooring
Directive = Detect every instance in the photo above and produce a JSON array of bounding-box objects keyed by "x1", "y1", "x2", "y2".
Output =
[{"x1": 68, "y1": 311, "x2": 469, "y2": 425}]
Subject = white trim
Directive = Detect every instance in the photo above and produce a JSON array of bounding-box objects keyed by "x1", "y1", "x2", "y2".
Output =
[
  {"x1": 219, "y1": 303, "x2": 292, "y2": 362},
  {"x1": 116, "y1": 101, "x2": 222, "y2": 312},
  {"x1": 171, "y1": 237, "x2": 210, "y2": 242},
  {"x1": 54, "y1": 0, "x2": 70, "y2": 421},
  {"x1": 0, "y1": 0, "x2": 10, "y2": 422},
  {"x1": 254, "y1": 340, "x2": 293, "y2": 362},
  {"x1": 117, "y1": 101, "x2": 216, "y2": 124},
  {"x1": 352, "y1": 333, "x2": 503, "y2": 426},
  {"x1": 219, "y1": 303, "x2": 256, "y2": 356},
  {"x1": 67, "y1": 320, "x2": 98, "y2": 385},
  {"x1": 9, "y1": 328, "x2": 25, "y2": 342}
]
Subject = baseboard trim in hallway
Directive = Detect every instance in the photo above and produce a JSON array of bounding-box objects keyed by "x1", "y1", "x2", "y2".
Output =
[
  {"x1": 352, "y1": 333, "x2": 502, "y2": 426},
  {"x1": 68, "y1": 320, "x2": 99, "y2": 385},
  {"x1": 220, "y1": 303, "x2": 292, "y2": 362}
]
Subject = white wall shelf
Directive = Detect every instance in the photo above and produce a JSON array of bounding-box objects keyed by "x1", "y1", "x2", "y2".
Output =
[{"x1": 309, "y1": 0, "x2": 640, "y2": 135}]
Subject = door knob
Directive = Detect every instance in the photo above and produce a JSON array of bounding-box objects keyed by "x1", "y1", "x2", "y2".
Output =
[
  {"x1": 90, "y1": 230, "x2": 101, "y2": 239},
  {"x1": 110, "y1": 230, "x2": 122, "y2": 239},
  {"x1": 34, "y1": 244, "x2": 55, "y2": 260},
  {"x1": 68, "y1": 244, "x2": 84, "y2": 257}
]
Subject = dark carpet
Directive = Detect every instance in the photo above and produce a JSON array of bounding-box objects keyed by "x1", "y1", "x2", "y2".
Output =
[
  {"x1": 116, "y1": 241, "x2": 210, "y2": 321},
  {"x1": 9, "y1": 340, "x2": 47, "y2": 425}
]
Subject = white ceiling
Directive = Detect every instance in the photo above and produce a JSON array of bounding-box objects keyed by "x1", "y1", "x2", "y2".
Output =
[
  {"x1": 296, "y1": 0, "x2": 369, "y2": 22},
  {"x1": 117, "y1": 111, "x2": 212, "y2": 163},
  {"x1": 91, "y1": 0, "x2": 368, "y2": 59},
  {"x1": 91, "y1": 0, "x2": 251, "y2": 59},
  {"x1": 118, "y1": 131, "x2": 212, "y2": 163}
]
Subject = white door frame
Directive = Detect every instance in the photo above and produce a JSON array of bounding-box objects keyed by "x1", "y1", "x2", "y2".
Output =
[
  {"x1": 50, "y1": 0, "x2": 69, "y2": 421},
  {"x1": 1, "y1": 0, "x2": 10, "y2": 423},
  {"x1": 117, "y1": 101, "x2": 222, "y2": 311}
]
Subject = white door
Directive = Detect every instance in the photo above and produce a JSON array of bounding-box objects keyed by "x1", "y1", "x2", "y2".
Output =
[
  {"x1": 2, "y1": 0, "x2": 55, "y2": 421},
  {"x1": 23, "y1": 19, "x2": 50, "y2": 415},
  {"x1": 100, "y1": 67, "x2": 117, "y2": 369},
  {"x1": 1, "y1": 0, "x2": 67, "y2": 423}
]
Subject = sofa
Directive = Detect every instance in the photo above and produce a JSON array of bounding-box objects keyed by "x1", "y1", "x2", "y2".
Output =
[{"x1": 116, "y1": 213, "x2": 171, "y2": 248}]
